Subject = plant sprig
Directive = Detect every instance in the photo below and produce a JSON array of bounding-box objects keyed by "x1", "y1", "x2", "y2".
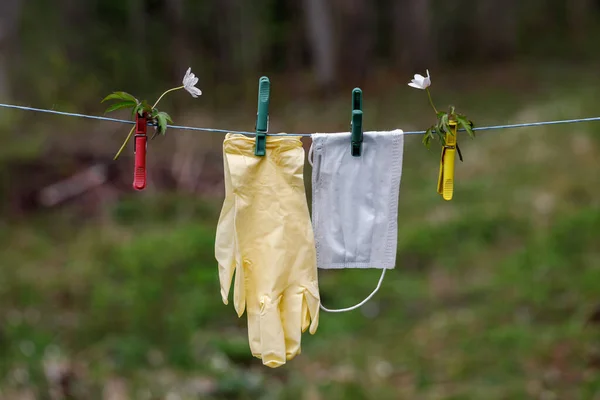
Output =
[
  {"x1": 422, "y1": 106, "x2": 475, "y2": 148},
  {"x1": 408, "y1": 70, "x2": 475, "y2": 153},
  {"x1": 102, "y1": 68, "x2": 201, "y2": 160},
  {"x1": 101, "y1": 92, "x2": 173, "y2": 138}
]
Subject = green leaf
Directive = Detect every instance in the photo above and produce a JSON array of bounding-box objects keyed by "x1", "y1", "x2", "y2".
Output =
[
  {"x1": 133, "y1": 101, "x2": 150, "y2": 117},
  {"x1": 435, "y1": 123, "x2": 446, "y2": 145},
  {"x1": 101, "y1": 91, "x2": 138, "y2": 104},
  {"x1": 438, "y1": 133, "x2": 446, "y2": 146},
  {"x1": 422, "y1": 127, "x2": 433, "y2": 148},
  {"x1": 156, "y1": 114, "x2": 168, "y2": 135},
  {"x1": 133, "y1": 104, "x2": 144, "y2": 117},
  {"x1": 443, "y1": 123, "x2": 451, "y2": 135},
  {"x1": 137, "y1": 100, "x2": 152, "y2": 116},
  {"x1": 104, "y1": 101, "x2": 136, "y2": 114},
  {"x1": 456, "y1": 115, "x2": 475, "y2": 138},
  {"x1": 440, "y1": 113, "x2": 449, "y2": 129},
  {"x1": 438, "y1": 112, "x2": 452, "y2": 138},
  {"x1": 157, "y1": 111, "x2": 173, "y2": 123}
]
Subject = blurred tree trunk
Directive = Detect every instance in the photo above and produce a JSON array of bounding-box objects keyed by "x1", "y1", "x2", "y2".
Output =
[
  {"x1": 165, "y1": 0, "x2": 190, "y2": 87},
  {"x1": 0, "y1": 0, "x2": 23, "y2": 102},
  {"x1": 214, "y1": 0, "x2": 235, "y2": 82},
  {"x1": 215, "y1": 0, "x2": 266, "y2": 84},
  {"x1": 335, "y1": 0, "x2": 377, "y2": 84},
  {"x1": 129, "y1": 0, "x2": 149, "y2": 81},
  {"x1": 59, "y1": 0, "x2": 89, "y2": 26},
  {"x1": 302, "y1": 0, "x2": 336, "y2": 89},
  {"x1": 236, "y1": 1, "x2": 266, "y2": 79},
  {"x1": 284, "y1": 1, "x2": 305, "y2": 77},
  {"x1": 129, "y1": 0, "x2": 145, "y2": 42},
  {"x1": 567, "y1": 0, "x2": 593, "y2": 47},
  {"x1": 475, "y1": 0, "x2": 518, "y2": 61},
  {"x1": 392, "y1": 0, "x2": 435, "y2": 70}
]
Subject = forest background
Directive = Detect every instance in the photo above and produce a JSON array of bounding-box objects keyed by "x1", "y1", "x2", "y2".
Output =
[{"x1": 0, "y1": 0, "x2": 599, "y2": 399}]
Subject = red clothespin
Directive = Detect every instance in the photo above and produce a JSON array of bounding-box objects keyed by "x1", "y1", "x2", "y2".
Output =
[{"x1": 133, "y1": 112, "x2": 148, "y2": 190}]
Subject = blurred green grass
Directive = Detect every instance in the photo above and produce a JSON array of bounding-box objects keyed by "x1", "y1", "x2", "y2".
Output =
[{"x1": 1, "y1": 65, "x2": 600, "y2": 399}]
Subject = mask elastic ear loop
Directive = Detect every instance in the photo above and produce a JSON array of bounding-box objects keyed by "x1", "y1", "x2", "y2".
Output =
[
  {"x1": 308, "y1": 141, "x2": 315, "y2": 167},
  {"x1": 319, "y1": 269, "x2": 387, "y2": 313}
]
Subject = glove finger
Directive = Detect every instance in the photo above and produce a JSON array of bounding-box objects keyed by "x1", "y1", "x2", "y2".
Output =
[
  {"x1": 303, "y1": 284, "x2": 321, "y2": 335},
  {"x1": 259, "y1": 295, "x2": 286, "y2": 368},
  {"x1": 232, "y1": 255, "x2": 246, "y2": 317},
  {"x1": 301, "y1": 290, "x2": 310, "y2": 333},
  {"x1": 215, "y1": 149, "x2": 237, "y2": 305},
  {"x1": 215, "y1": 195, "x2": 235, "y2": 303},
  {"x1": 280, "y1": 290, "x2": 304, "y2": 361},
  {"x1": 246, "y1": 308, "x2": 262, "y2": 360}
]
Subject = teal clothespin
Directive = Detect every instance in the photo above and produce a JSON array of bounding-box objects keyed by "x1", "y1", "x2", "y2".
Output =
[
  {"x1": 254, "y1": 76, "x2": 271, "y2": 156},
  {"x1": 351, "y1": 88, "x2": 363, "y2": 156}
]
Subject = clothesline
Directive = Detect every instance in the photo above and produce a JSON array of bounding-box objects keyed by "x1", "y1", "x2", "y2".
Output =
[{"x1": 1, "y1": 102, "x2": 600, "y2": 136}]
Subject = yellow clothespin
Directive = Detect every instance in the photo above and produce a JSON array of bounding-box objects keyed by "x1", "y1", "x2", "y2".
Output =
[{"x1": 437, "y1": 120, "x2": 458, "y2": 201}]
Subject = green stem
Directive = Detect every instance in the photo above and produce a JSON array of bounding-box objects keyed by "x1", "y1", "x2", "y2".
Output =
[
  {"x1": 113, "y1": 86, "x2": 183, "y2": 160},
  {"x1": 152, "y1": 86, "x2": 183, "y2": 108},
  {"x1": 426, "y1": 88, "x2": 438, "y2": 114},
  {"x1": 113, "y1": 126, "x2": 135, "y2": 160}
]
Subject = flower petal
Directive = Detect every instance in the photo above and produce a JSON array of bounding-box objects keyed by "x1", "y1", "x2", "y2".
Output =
[
  {"x1": 185, "y1": 86, "x2": 202, "y2": 98},
  {"x1": 181, "y1": 67, "x2": 201, "y2": 97},
  {"x1": 185, "y1": 74, "x2": 196, "y2": 87},
  {"x1": 408, "y1": 82, "x2": 425, "y2": 89},
  {"x1": 424, "y1": 69, "x2": 431, "y2": 87},
  {"x1": 183, "y1": 67, "x2": 192, "y2": 85}
]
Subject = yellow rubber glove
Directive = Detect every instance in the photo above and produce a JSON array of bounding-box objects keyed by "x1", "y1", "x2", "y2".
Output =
[{"x1": 215, "y1": 133, "x2": 320, "y2": 368}]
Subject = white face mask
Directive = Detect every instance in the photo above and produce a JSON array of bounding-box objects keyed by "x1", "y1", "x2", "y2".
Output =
[{"x1": 309, "y1": 130, "x2": 404, "y2": 312}]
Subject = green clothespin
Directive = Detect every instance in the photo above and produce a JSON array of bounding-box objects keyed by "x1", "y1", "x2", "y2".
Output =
[
  {"x1": 351, "y1": 88, "x2": 363, "y2": 156},
  {"x1": 254, "y1": 76, "x2": 271, "y2": 156}
]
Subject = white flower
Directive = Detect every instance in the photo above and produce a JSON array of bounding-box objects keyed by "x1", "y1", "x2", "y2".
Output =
[
  {"x1": 408, "y1": 69, "x2": 431, "y2": 90},
  {"x1": 182, "y1": 67, "x2": 202, "y2": 98}
]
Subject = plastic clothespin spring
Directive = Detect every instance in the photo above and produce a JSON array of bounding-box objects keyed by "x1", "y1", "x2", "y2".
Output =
[
  {"x1": 351, "y1": 88, "x2": 363, "y2": 157},
  {"x1": 133, "y1": 112, "x2": 148, "y2": 191},
  {"x1": 254, "y1": 76, "x2": 271, "y2": 156}
]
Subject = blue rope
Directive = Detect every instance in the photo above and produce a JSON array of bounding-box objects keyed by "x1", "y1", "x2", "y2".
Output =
[
  {"x1": 0, "y1": 103, "x2": 258, "y2": 135},
  {"x1": 1, "y1": 102, "x2": 600, "y2": 137}
]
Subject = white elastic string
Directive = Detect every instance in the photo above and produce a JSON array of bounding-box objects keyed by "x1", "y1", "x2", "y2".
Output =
[
  {"x1": 308, "y1": 141, "x2": 315, "y2": 167},
  {"x1": 319, "y1": 268, "x2": 387, "y2": 313}
]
